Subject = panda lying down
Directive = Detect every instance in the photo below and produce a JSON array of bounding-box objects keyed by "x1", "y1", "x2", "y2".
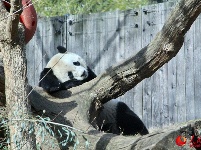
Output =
[{"x1": 39, "y1": 46, "x2": 149, "y2": 136}]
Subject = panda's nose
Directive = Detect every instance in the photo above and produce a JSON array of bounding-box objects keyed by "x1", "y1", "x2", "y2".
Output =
[{"x1": 81, "y1": 71, "x2": 87, "y2": 78}]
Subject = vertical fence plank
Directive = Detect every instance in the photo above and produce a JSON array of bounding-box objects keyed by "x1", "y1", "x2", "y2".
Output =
[
  {"x1": 194, "y1": 16, "x2": 201, "y2": 119},
  {"x1": 184, "y1": 21, "x2": 195, "y2": 121},
  {"x1": 176, "y1": 45, "x2": 186, "y2": 123},
  {"x1": 90, "y1": 12, "x2": 104, "y2": 73},
  {"x1": 141, "y1": 4, "x2": 154, "y2": 128},
  {"x1": 66, "y1": 15, "x2": 77, "y2": 54},
  {"x1": 168, "y1": 58, "x2": 177, "y2": 125},
  {"x1": 34, "y1": 18, "x2": 43, "y2": 86},
  {"x1": 34, "y1": 19, "x2": 42, "y2": 86},
  {"x1": 165, "y1": 1, "x2": 177, "y2": 126},
  {"x1": 158, "y1": 3, "x2": 169, "y2": 126},
  {"x1": 83, "y1": 13, "x2": 94, "y2": 64},
  {"x1": 123, "y1": 9, "x2": 143, "y2": 119},
  {"x1": 149, "y1": 4, "x2": 164, "y2": 128},
  {"x1": 26, "y1": 31, "x2": 36, "y2": 86},
  {"x1": 42, "y1": 18, "x2": 54, "y2": 65}
]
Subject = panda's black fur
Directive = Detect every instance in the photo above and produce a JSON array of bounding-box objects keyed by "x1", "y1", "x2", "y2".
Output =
[{"x1": 39, "y1": 46, "x2": 149, "y2": 136}]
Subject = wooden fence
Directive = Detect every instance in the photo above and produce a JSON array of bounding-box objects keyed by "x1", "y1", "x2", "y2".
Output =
[{"x1": 26, "y1": 1, "x2": 201, "y2": 129}]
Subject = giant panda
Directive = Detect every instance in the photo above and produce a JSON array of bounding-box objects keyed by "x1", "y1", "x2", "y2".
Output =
[
  {"x1": 39, "y1": 46, "x2": 96, "y2": 93},
  {"x1": 39, "y1": 46, "x2": 149, "y2": 136}
]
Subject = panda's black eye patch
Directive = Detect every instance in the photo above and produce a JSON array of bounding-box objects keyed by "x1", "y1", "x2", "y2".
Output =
[{"x1": 73, "y1": 61, "x2": 80, "y2": 66}]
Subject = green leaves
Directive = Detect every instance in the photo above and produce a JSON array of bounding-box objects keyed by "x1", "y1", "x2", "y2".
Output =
[{"x1": 32, "y1": 0, "x2": 148, "y2": 17}]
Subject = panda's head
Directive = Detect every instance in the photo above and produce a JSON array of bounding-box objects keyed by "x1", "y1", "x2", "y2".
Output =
[
  {"x1": 39, "y1": 46, "x2": 96, "y2": 93},
  {"x1": 46, "y1": 50, "x2": 88, "y2": 83}
]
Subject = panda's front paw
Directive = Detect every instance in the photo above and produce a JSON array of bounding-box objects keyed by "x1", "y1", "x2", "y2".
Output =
[
  {"x1": 48, "y1": 86, "x2": 61, "y2": 93},
  {"x1": 62, "y1": 80, "x2": 83, "y2": 90}
]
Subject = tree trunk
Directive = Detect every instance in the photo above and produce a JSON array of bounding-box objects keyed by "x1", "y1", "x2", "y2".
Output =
[
  {"x1": 0, "y1": 1, "x2": 36, "y2": 149},
  {"x1": 2, "y1": 42, "x2": 37, "y2": 150}
]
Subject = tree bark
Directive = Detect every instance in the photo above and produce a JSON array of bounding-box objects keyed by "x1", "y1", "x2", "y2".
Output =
[
  {"x1": 1, "y1": 0, "x2": 201, "y2": 149},
  {"x1": 0, "y1": 1, "x2": 36, "y2": 150}
]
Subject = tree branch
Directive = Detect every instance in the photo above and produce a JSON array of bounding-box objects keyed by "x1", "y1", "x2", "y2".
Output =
[{"x1": 6, "y1": 0, "x2": 22, "y2": 41}]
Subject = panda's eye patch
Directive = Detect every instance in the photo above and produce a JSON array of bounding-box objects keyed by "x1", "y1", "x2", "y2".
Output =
[{"x1": 73, "y1": 61, "x2": 80, "y2": 66}]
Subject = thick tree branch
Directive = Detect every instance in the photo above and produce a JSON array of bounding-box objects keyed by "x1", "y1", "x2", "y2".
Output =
[{"x1": 6, "y1": 0, "x2": 22, "y2": 41}]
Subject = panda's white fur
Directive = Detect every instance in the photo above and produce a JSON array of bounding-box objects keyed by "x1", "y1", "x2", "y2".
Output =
[{"x1": 46, "y1": 52, "x2": 88, "y2": 82}]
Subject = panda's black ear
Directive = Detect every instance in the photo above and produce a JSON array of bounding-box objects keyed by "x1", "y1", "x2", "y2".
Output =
[{"x1": 57, "y1": 46, "x2": 67, "y2": 53}]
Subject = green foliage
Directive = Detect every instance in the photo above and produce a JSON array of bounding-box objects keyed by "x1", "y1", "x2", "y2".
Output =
[{"x1": 32, "y1": 0, "x2": 148, "y2": 17}]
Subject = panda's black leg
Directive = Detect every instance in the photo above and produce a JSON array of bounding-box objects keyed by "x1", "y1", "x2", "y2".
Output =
[{"x1": 116, "y1": 102, "x2": 149, "y2": 136}]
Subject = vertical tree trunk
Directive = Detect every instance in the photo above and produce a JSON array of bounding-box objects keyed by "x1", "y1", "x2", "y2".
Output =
[
  {"x1": 2, "y1": 35, "x2": 36, "y2": 150},
  {"x1": 0, "y1": 1, "x2": 36, "y2": 149}
]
